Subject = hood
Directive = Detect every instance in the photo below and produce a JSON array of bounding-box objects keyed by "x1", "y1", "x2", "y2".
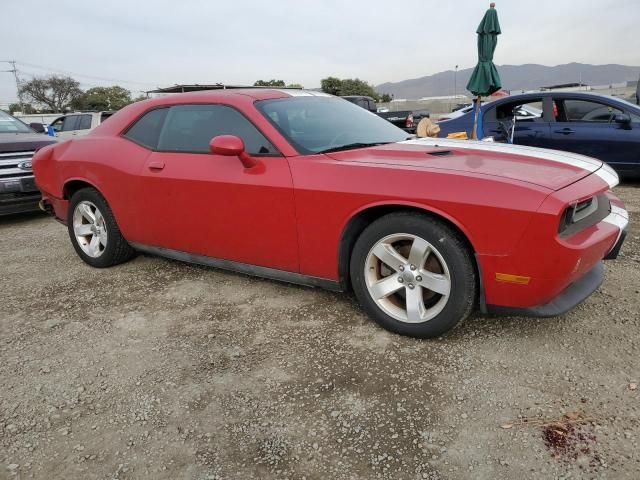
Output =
[
  {"x1": 0, "y1": 132, "x2": 57, "y2": 152},
  {"x1": 325, "y1": 138, "x2": 606, "y2": 191}
]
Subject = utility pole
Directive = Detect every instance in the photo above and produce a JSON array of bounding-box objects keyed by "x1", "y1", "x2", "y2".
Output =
[
  {"x1": 454, "y1": 65, "x2": 459, "y2": 106},
  {"x1": 1, "y1": 60, "x2": 24, "y2": 112}
]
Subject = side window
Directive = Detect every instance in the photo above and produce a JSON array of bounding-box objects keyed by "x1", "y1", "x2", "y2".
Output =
[
  {"x1": 157, "y1": 104, "x2": 278, "y2": 155},
  {"x1": 495, "y1": 100, "x2": 544, "y2": 122},
  {"x1": 561, "y1": 100, "x2": 622, "y2": 123},
  {"x1": 100, "y1": 112, "x2": 113, "y2": 124},
  {"x1": 77, "y1": 115, "x2": 92, "y2": 130},
  {"x1": 123, "y1": 108, "x2": 169, "y2": 149},
  {"x1": 62, "y1": 115, "x2": 80, "y2": 132},
  {"x1": 50, "y1": 118, "x2": 64, "y2": 133}
]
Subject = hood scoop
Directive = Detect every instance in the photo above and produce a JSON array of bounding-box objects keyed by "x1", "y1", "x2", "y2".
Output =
[{"x1": 427, "y1": 150, "x2": 452, "y2": 157}]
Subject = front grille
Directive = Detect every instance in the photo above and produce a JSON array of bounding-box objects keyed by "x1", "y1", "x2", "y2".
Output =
[{"x1": 0, "y1": 151, "x2": 34, "y2": 179}]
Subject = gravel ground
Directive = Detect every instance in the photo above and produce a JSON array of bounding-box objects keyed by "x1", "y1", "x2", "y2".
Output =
[{"x1": 1, "y1": 184, "x2": 639, "y2": 480}]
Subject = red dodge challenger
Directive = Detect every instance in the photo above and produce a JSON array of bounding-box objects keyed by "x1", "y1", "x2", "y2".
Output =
[{"x1": 32, "y1": 89, "x2": 629, "y2": 338}]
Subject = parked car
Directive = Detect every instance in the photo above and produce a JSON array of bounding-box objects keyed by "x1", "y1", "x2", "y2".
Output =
[
  {"x1": 49, "y1": 111, "x2": 114, "y2": 139},
  {"x1": 437, "y1": 103, "x2": 541, "y2": 122},
  {"x1": 14, "y1": 113, "x2": 64, "y2": 135},
  {"x1": 437, "y1": 92, "x2": 640, "y2": 176},
  {"x1": 636, "y1": 74, "x2": 639, "y2": 105},
  {"x1": 33, "y1": 89, "x2": 627, "y2": 338},
  {"x1": 377, "y1": 109, "x2": 430, "y2": 134},
  {"x1": 341, "y1": 95, "x2": 429, "y2": 134},
  {"x1": 342, "y1": 95, "x2": 377, "y2": 112},
  {"x1": 0, "y1": 110, "x2": 57, "y2": 215}
]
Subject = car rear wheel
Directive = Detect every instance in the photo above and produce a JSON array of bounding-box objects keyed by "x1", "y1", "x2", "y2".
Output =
[
  {"x1": 350, "y1": 212, "x2": 477, "y2": 338},
  {"x1": 67, "y1": 188, "x2": 135, "y2": 268}
]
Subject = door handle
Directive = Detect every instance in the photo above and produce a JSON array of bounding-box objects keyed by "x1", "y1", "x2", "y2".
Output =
[
  {"x1": 148, "y1": 161, "x2": 165, "y2": 171},
  {"x1": 554, "y1": 128, "x2": 575, "y2": 135}
]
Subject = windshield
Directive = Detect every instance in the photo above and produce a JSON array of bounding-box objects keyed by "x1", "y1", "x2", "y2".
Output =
[
  {"x1": 256, "y1": 97, "x2": 408, "y2": 154},
  {"x1": 0, "y1": 110, "x2": 33, "y2": 134}
]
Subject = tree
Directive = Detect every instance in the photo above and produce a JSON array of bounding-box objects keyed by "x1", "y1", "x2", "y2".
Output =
[
  {"x1": 19, "y1": 75, "x2": 83, "y2": 112},
  {"x1": 9, "y1": 103, "x2": 36, "y2": 114},
  {"x1": 380, "y1": 94, "x2": 392, "y2": 103},
  {"x1": 339, "y1": 78, "x2": 380, "y2": 101},
  {"x1": 286, "y1": 83, "x2": 304, "y2": 89},
  {"x1": 73, "y1": 86, "x2": 132, "y2": 111},
  {"x1": 253, "y1": 79, "x2": 286, "y2": 87},
  {"x1": 320, "y1": 77, "x2": 380, "y2": 101},
  {"x1": 320, "y1": 77, "x2": 342, "y2": 96}
]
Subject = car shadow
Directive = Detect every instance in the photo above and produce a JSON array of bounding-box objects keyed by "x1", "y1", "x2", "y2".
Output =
[{"x1": 0, "y1": 211, "x2": 48, "y2": 227}]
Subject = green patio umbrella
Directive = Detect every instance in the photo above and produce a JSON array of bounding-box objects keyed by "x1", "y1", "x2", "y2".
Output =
[{"x1": 467, "y1": 2, "x2": 502, "y2": 139}]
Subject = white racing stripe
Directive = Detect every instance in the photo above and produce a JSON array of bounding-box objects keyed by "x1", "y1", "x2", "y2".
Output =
[
  {"x1": 403, "y1": 138, "x2": 619, "y2": 189},
  {"x1": 603, "y1": 204, "x2": 629, "y2": 248}
]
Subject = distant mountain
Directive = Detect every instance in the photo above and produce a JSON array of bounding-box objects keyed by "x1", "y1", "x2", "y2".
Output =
[{"x1": 376, "y1": 63, "x2": 640, "y2": 99}]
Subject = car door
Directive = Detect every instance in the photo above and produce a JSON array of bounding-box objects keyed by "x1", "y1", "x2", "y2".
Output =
[
  {"x1": 73, "y1": 114, "x2": 93, "y2": 137},
  {"x1": 49, "y1": 115, "x2": 79, "y2": 139},
  {"x1": 136, "y1": 103, "x2": 300, "y2": 272},
  {"x1": 482, "y1": 98, "x2": 551, "y2": 146},
  {"x1": 548, "y1": 98, "x2": 638, "y2": 172}
]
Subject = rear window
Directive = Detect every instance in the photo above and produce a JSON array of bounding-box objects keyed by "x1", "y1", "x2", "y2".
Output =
[{"x1": 123, "y1": 108, "x2": 169, "y2": 149}]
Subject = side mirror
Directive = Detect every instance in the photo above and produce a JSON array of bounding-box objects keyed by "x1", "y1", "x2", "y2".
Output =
[
  {"x1": 209, "y1": 135, "x2": 256, "y2": 168},
  {"x1": 614, "y1": 113, "x2": 631, "y2": 126},
  {"x1": 29, "y1": 122, "x2": 46, "y2": 133}
]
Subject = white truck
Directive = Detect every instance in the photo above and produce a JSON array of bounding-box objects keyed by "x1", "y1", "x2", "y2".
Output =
[{"x1": 48, "y1": 111, "x2": 114, "y2": 139}]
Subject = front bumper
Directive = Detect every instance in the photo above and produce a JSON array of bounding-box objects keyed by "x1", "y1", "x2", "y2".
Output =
[
  {"x1": 0, "y1": 174, "x2": 41, "y2": 215},
  {"x1": 480, "y1": 190, "x2": 628, "y2": 315},
  {"x1": 602, "y1": 205, "x2": 628, "y2": 260},
  {"x1": 0, "y1": 192, "x2": 42, "y2": 215},
  {"x1": 487, "y1": 262, "x2": 604, "y2": 317}
]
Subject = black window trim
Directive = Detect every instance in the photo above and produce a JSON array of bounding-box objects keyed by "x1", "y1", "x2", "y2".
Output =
[{"x1": 120, "y1": 103, "x2": 282, "y2": 157}]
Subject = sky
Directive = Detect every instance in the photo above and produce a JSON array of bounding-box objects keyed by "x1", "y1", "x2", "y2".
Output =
[{"x1": 2, "y1": 0, "x2": 639, "y2": 104}]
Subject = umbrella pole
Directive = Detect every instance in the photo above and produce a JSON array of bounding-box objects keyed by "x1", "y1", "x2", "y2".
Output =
[{"x1": 472, "y1": 96, "x2": 481, "y2": 140}]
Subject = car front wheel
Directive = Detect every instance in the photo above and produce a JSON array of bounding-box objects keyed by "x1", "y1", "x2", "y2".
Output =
[
  {"x1": 350, "y1": 212, "x2": 477, "y2": 338},
  {"x1": 67, "y1": 188, "x2": 135, "y2": 268}
]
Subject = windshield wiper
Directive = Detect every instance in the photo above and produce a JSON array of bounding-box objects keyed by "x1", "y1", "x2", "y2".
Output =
[{"x1": 317, "y1": 142, "x2": 391, "y2": 154}]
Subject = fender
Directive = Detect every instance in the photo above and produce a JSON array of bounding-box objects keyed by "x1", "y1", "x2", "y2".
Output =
[{"x1": 340, "y1": 199, "x2": 480, "y2": 254}]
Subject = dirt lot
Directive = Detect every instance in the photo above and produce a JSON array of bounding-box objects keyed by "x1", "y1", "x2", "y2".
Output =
[{"x1": 1, "y1": 184, "x2": 639, "y2": 480}]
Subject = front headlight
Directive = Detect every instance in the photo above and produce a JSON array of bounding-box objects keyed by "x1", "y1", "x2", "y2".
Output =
[{"x1": 558, "y1": 193, "x2": 610, "y2": 237}]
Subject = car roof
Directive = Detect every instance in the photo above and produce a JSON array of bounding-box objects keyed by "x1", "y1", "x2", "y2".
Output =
[
  {"x1": 91, "y1": 89, "x2": 334, "y2": 137},
  {"x1": 492, "y1": 91, "x2": 627, "y2": 103},
  {"x1": 142, "y1": 88, "x2": 331, "y2": 105}
]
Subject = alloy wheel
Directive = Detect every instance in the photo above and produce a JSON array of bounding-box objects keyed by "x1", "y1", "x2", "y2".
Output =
[
  {"x1": 364, "y1": 233, "x2": 451, "y2": 323},
  {"x1": 72, "y1": 200, "x2": 108, "y2": 258}
]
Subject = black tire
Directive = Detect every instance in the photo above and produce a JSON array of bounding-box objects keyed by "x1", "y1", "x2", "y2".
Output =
[
  {"x1": 350, "y1": 212, "x2": 477, "y2": 338},
  {"x1": 67, "y1": 187, "x2": 136, "y2": 268}
]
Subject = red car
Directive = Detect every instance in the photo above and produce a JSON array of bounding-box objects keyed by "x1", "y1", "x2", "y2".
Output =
[{"x1": 33, "y1": 89, "x2": 628, "y2": 338}]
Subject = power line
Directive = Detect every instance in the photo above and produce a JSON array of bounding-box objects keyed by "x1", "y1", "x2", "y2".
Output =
[{"x1": 14, "y1": 60, "x2": 157, "y2": 87}]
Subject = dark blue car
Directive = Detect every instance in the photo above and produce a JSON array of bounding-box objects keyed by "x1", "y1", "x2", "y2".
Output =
[{"x1": 437, "y1": 92, "x2": 640, "y2": 177}]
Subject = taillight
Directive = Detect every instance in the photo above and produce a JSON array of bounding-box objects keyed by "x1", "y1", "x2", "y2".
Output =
[{"x1": 405, "y1": 114, "x2": 414, "y2": 128}]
